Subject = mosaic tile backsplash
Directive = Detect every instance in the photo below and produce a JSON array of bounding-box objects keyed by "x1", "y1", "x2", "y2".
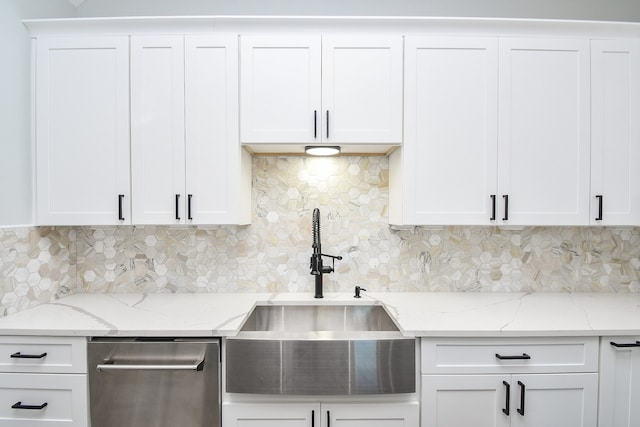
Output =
[{"x1": 1, "y1": 156, "x2": 640, "y2": 316}]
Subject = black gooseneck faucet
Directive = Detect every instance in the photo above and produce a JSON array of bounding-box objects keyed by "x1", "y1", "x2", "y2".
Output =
[{"x1": 310, "y1": 208, "x2": 342, "y2": 298}]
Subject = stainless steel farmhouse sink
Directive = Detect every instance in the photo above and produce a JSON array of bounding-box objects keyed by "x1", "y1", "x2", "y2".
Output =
[{"x1": 225, "y1": 304, "x2": 415, "y2": 395}]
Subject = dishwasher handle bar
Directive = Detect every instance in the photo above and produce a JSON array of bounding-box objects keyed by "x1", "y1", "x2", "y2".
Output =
[{"x1": 97, "y1": 359, "x2": 205, "y2": 372}]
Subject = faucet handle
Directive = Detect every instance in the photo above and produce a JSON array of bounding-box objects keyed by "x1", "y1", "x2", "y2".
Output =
[{"x1": 354, "y1": 286, "x2": 367, "y2": 298}]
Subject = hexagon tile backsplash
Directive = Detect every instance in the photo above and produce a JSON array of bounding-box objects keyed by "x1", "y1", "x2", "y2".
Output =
[{"x1": 1, "y1": 156, "x2": 640, "y2": 316}]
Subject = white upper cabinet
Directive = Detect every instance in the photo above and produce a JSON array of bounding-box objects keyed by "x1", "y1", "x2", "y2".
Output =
[
  {"x1": 240, "y1": 35, "x2": 321, "y2": 144},
  {"x1": 185, "y1": 35, "x2": 251, "y2": 225},
  {"x1": 35, "y1": 36, "x2": 131, "y2": 225},
  {"x1": 132, "y1": 35, "x2": 250, "y2": 225},
  {"x1": 321, "y1": 36, "x2": 403, "y2": 143},
  {"x1": 497, "y1": 38, "x2": 591, "y2": 226},
  {"x1": 390, "y1": 36, "x2": 498, "y2": 225},
  {"x1": 590, "y1": 40, "x2": 640, "y2": 225},
  {"x1": 393, "y1": 36, "x2": 591, "y2": 226},
  {"x1": 131, "y1": 35, "x2": 186, "y2": 224},
  {"x1": 240, "y1": 34, "x2": 403, "y2": 147}
]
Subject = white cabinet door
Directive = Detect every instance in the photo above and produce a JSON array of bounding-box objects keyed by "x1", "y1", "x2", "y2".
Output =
[
  {"x1": 422, "y1": 375, "x2": 511, "y2": 427},
  {"x1": 391, "y1": 36, "x2": 498, "y2": 225},
  {"x1": 322, "y1": 402, "x2": 418, "y2": 427},
  {"x1": 35, "y1": 36, "x2": 130, "y2": 225},
  {"x1": 498, "y1": 38, "x2": 590, "y2": 226},
  {"x1": 222, "y1": 402, "x2": 318, "y2": 427},
  {"x1": 0, "y1": 373, "x2": 88, "y2": 426},
  {"x1": 423, "y1": 374, "x2": 596, "y2": 427},
  {"x1": 321, "y1": 36, "x2": 403, "y2": 144},
  {"x1": 185, "y1": 35, "x2": 251, "y2": 225},
  {"x1": 240, "y1": 35, "x2": 402, "y2": 146},
  {"x1": 510, "y1": 374, "x2": 597, "y2": 427},
  {"x1": 591, "y1": 40, "x2": 640, "y2": 225},
  {"x1": 131, "y1": 35, "x2": 186, "y2": 224},
  {"x1": 240, "y1": 35, "x2": 321, "y2": 144},
  {"x1": 599, "y1": 337, "x2": 640, "y2": 427}
]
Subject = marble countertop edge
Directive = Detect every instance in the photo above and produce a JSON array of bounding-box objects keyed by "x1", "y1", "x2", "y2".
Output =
[{"x1": 0, "y1": 292, "x2": 638, "y2": 338}]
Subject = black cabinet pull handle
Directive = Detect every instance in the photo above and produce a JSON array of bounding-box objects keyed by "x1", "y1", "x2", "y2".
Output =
[
  {"x1": 496, "y1": 353, "x2": 531, "y2": 360},
  {"x1": 187, "y1": 194, "x2": 193, "y2": 220},
  {"x1": 175, "y1": 194, "x2": 181, "y2": 220},
  {"x1": 490, "y1": 195, "x2": 497, "y2": 221},
  {"x1": 12, "y1": 401, "x2": 48, "y2": 410},
  {"x1": 611, "y1": 341, "x2": 640, "y2": 348},
  {"x1": 118, "y1": 194, "x2": 125, "y2": 221},
  {"x1": 10, "y1": 352, "x2": 47, "y2": 359},
  {"x1": 502, "y1": 381, "x2": 510, "y2": 416},
  {"x1": 502, "y1": 195, "x2": 509, "y2": 221},
  {"x1": 327, "y1": 410, "x2": 330, "y2": 427},
  {"x1": 311, "y1": 410, "x2": 315, "y2": 427},
  {"x1": 595, "y1": 195, "x2": 603, "y2": 221},
  {"x1": 314, "y1": 110, "x2": 318, "y2": 139},
  {"x1": 517, "y1": 381, "x2": 525, "y2": 416},
  {"x1": 326, "y1": 110, "x2": 330, "y2": 139}
]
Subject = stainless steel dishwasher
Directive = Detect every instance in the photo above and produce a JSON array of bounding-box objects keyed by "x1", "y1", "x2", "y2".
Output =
[{"x1": 88, "y1": 337, "x2": 220, "y2": 427}]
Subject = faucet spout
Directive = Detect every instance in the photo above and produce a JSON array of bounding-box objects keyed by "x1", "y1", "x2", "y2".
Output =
[{"x1": 310, "y1": 208, "x2": 341, "y2": 298}]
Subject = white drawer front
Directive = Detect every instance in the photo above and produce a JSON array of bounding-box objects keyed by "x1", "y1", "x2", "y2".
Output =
[
  {"x1": 0, "y1": 373, "x2": 88, "y2": 426},
  {"x1": 421, "y1": 337, "x2": 599, "y2": 374},
  {"x1": 0, "y1": 337, "x2": 86, "y2": 374}
]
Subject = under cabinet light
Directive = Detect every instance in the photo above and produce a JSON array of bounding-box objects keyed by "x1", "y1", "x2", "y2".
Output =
[{"x1": 304, "y1": 146, "x2": 341, "y2": 156}]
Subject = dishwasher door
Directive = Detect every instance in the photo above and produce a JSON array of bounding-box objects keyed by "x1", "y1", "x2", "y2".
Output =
[{"x1": 88, "y1": 338, "x2": 220, "y2": 427}]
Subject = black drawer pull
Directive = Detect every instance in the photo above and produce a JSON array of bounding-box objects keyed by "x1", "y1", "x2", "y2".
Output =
[
  {"x1": 490, "y1": 194, "x2": 497, "y2": 221},
  {"x1": 502, "y1": 194, "x2": 509, "y2": 221},
  {"x1": 326, "y1": 111, "x2": 330, "y2": 139},
  {"x1": 496, "y1": 353, "x2": 531, "y2": 360},
  {"x1": 118, "y1": 194, "x2": 125, "y2": 221},
  {"x1": 175, "y1": 194, "x2": 181, "y2": 220},
  {"x1": 517, "y1": 381, "x2": 525, "y2": 416},
  {"x1": 502, "y1": 381, "x2": 510, "y2": 416},
  {"x1": 12, "y1": 401, "x2": 48, "y2": 410},
  {"x1": 595, "y1": 195, "x2": 603, "y2": 221},
  {"x1": 314, "y1": 110, "x2": 318, "y2": 139},
  {"x1": 311, "y1": 410, "x2": 315, "y2": 427},
  {"x1": 10, "y1": 352, "x2": 47, "y2": 359},
  {"x1": 610, "y1": 341, "x2": 640, "y2": 348}
]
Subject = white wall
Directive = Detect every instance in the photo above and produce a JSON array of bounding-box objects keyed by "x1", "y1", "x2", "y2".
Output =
[
  {"x1": 0, "y1": 0, "x2": 75, "y2": 226},
  {"x1": 75, "y1": 0, "x2": 640, "y2": 21}
]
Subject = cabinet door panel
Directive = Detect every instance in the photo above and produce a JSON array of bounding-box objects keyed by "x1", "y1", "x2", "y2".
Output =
[
  {"x1": 322, "y1": 36, "x2": 403, "y2": 143},
  {"x1": 36, "y1": 36, "x2": 130, "y2": 225},
  {"x1": 591, "y1": 40, "x2": 640, "y2": 225},
  {"x1": 240, "y1": 35, "x2": 321, "y2": 143},
  {"x1": 599, "y1": 337, "x2": 640, "y2": 427},
  {"x1": 323, "y1": 402, "x2": 419, "y2": 427},
  {"x1": 222, "y1": 402, "x2": 317, "y2": 427},
  {"x1": 498, "y1": 38, "x2": 590, "y2": 225},
  {"x1": 422, "y1": 375, "x2": 510, "y2": 427},
  {"x1": 185, "y1": 35, "x2": 250, "y2": 225},
  {"x1": 0, "y1": 373, "x2": 88, "y2": 426},
  {"x1": 511, "y1": 374, "x2": 597, "y2": 427},
  {"x1": 392, "y1": 37, "x2": 498, "y2": 225},
  {"x1": 131, "y1": 36, "x2": 186, "y2": 224}
]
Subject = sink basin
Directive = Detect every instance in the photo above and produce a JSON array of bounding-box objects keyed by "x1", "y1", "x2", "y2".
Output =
[
  {"x1": 237, "y1": 304, "x2": 400, "y2": 339},
  {"x1": 225, "y1": 303, "x2": 415, "y2": 395}
]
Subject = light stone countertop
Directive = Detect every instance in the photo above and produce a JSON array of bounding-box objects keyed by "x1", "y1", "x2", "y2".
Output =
[{"x1": 0, "y1": 292, "x2": 639, "y2": 337}]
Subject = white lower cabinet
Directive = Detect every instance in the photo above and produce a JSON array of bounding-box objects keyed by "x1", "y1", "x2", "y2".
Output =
[
  {"x1": 423, "y1": 374, "x2": 597, "y2": 427},
  {"x1": 0, "y1": 337, "x2": 88, "y2": 426},
  {"x1": 422, "y1": 375, "x2": 511, "y2": 427},
  {"x1": 599, "y1": 336, "x2": 640, "y2": 427},
  {"x1": 421, "y1": 338, "x2": 598, "y2": 427},
  {"x1": 0, "y1": 373, "x2": 88, "y2": 426},
  {"x1": 222, "y1": 402, "x2": 419, "y2": 427}
]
